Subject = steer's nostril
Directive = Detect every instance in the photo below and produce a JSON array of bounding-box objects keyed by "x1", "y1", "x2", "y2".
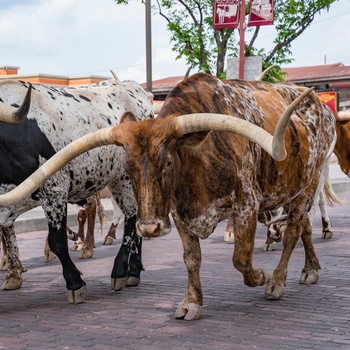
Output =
[{"x1": 138, "y1": 223, "x2": 160, "y2": 237}]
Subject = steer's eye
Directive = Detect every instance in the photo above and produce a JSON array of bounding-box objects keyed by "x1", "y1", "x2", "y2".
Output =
[{"x1": 165, "y1": 158, "x2": 173, "y2": 170}]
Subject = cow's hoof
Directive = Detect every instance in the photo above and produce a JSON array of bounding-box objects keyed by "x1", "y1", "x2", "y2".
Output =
[
  {"x1": 175, "y1": 301, "x2": 202, "y2": 321},
  {"x1": 265, "y1": 282, "x2": 285, "y2": 299},
  {"x1": 321, "y1": 230, "x2": 333, "y2": 239},
  {"x1": 263, "y1": 242, "x2": 277, "y2": 251},
  {"x1": 2, "y1": 273, "x2": 22, "y2": 290},
  {"x1": 73, "y1": 241, "x2": 84, "y2": 251},
  {"x1": 102, "y1": 236, "x2": 114, "y2": 245},
  {"x1": 44, "y1": 250, "x2": 57, "y2": 263},
  {"x1": 67, "y1": 285, "x2": 87, "y2": 304},
  {"x1": 126, "y1": 276, "x2": 140, "y2": 287},
  {"x1": 79, "y1": 249, "x2": 93, "y2": 259},
  {"x1": 224, "y1": 231, "x2": 235, "y2": 243},
  {"x1": 0, "y1": 257, "x2": 8, "y2": 271},
  {"x1": 270, "y1": 232, "x2": 283, "y2": 242},
  {"x1": 20, "y1": 264, "x2": 28, "y2": 273},
  {"x1": 300, "y1": 269, "x2": 319, "y2": 285},
  {"x1": 111, "y1": 277, "x2": 128, "y2": 291}
]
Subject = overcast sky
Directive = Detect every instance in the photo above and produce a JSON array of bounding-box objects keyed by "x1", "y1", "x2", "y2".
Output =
[{"x1": 0, "y1": 0, "x2": 349, "y2": 83}]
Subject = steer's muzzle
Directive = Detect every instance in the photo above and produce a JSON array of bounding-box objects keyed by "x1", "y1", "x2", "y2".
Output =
[{"x1": 137, "y1": 219, "x2": 171, "y2": 238}]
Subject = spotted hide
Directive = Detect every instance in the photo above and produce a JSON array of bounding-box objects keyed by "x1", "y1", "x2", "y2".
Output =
[
  {"x1": 0, "y1": 78, "x2": 153, "y2": 303},
  {"x1": 0, "y1": 73, "x2": 337, "y2": 318},
  {"x1": 115, "y1": 73, "x2": 337, "y2": 320}
]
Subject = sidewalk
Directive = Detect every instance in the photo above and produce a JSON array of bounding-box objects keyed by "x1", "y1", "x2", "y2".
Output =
[
  {"x1": 14, "y1": 197, "x2": 115, "y2": 234},
  {"x1": 14, "y1": 160, "x2": 350, "y2": 234}
]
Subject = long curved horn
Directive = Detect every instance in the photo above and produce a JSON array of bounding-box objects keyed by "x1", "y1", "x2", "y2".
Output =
[
  {"x1": 0, "y1": 85, "x2": 32, "y2": 123},
  {"x1": 110, "y1": 70, "x2": 119, "y2": 81},
  {"x1": 0, "y1": 87, "x2": 314, "y2": 206},
  {"x1": 334, "y1": 110, "x2": 350, "y2": 121},
  {"x1": 176, "y1": 87, "x2": 314, "y2": 162},
  {"x1": 153, "y1": 102, "x2": 164, "y2": 115},
  {"x1": 0, "y1": 127, "x2": 115, "y2": 206},
  {"x1": 256, "y1": 64, "x2": 277, "y2": 81}
]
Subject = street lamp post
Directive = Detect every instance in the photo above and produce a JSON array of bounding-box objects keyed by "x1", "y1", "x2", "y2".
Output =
[
  {"x1": 145, "y1": 0, "x2": 152, "y2": 93},
  {"x1": 238, "y1": 0, "x2": 246, "y2": 79}
]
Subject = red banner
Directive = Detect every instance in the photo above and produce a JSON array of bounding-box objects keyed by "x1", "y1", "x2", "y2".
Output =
[
  {"x1": 248, "y1": 0, "x2": 274, "y2": 27},
  {"x1": 213, "y1": 0, "x2": 240, "y2": 29},
  {"x1": 317, "y1": 91, "x2": 338, "y2": 112}
]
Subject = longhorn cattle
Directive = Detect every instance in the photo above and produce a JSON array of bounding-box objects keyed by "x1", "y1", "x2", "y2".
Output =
[
  {"x1": 333, "y1": 110, "x2": 350, "y2": 175},
  {"x1": 225, "y1": 110, "x2": 350, "y2": 251},
  {"x1": 65, "y1": 194, "x2": 123, "y2": 254},
  {"x1": 224, "y1": 178, "x2": 336, "y2": 249},
  {"x1": 0, "y1": 78, "x2": 153, "y2": 301},
  {"x1": 0, "y1": 73, "x2": 336, "y2": 319}
]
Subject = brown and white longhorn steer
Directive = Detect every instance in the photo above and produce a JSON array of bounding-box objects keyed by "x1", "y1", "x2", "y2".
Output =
[{"x1": 0, "y1": 73, "x2": 336, "y2": 320}]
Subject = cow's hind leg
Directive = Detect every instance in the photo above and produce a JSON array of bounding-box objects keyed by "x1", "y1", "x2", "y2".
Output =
[
  {"x1": 299, "y1": 221, "x2": 320, "y2": 284},
  {"x1": 1, "y1": 225, "x2": 26, "y2": 290},
  {"x1": 224, "y1": 217, "x2": 235, "y2": 243},
  {"x1": 103, "y1": 197, "x2": 123, "y2": 245},
  {"x1": 319, "y1": 190, "x2": 332, "y2": 239},
  {"x1": 1, "y1": 235, "x2": 7, "y2": 270},
  {"x1": 71, "y1": 208, "x2": 87, "y2": 251},
  {"x1": 265, "y1": 207, "x2": 318, "y2": 299},
  {"x1": 79, "y1": 196, "x2": 96, "y2": 259}
]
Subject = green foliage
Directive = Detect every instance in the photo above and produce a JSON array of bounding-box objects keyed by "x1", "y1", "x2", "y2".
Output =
[{"x1": 115, "y1": 0, "x2": 338, "y2": 80}]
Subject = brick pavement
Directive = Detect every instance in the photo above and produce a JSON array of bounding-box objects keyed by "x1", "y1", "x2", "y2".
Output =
[{"x1": 1, "y1": 191, "x2": 350, "y2": 349}]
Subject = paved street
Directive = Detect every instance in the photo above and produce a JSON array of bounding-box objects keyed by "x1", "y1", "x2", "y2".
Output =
[{"x1": 1, "y1": 167, "x2": 350, "y2": 349}]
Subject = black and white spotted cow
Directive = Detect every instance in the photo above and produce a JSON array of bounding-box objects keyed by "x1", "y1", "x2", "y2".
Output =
[
  {"x1": 1, "y1": 73, "x2": 337, "y2": 320},
  {"x1": 0, "y1": 78, "x2": 153, "y2": 303}
]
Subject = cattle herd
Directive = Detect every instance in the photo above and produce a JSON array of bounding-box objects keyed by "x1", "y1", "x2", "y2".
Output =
[{"x1": 0, "y1": 70, "x2": 350, "y2": 321}]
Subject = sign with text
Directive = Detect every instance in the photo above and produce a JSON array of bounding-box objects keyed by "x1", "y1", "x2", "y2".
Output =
[
  {"x1": 317, "y1": 90, "x2": 339, "y2": 112},
  {"x1": 248, "y1": 0, "x2": 274, "y2": 27},
  {"x1": 213, "y1": 0, "x2": 240, "y2": 29}
]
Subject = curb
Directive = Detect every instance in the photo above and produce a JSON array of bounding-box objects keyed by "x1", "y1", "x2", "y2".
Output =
[
  {"x1": 14, "y1": 181, "x2": 350, "y2": 234},
  {"x1": 14, "y1": 209, "x2": 115, "y2": 234}
]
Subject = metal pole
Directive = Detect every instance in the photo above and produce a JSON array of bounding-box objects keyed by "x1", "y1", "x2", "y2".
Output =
[
  {"x1": 145, "y1": 0, "x2": 152, "y2": 92},
  {"x1": 238, "y1": 0, "x2": 246, "y2": 79}
]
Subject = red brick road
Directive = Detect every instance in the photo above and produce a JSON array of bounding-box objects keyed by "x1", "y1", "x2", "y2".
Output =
[{"x1": 1, "y1": 191, "x2": 350, "y2": 349}]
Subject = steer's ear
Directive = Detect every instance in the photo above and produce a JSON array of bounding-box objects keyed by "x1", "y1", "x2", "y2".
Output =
[
  {"x1": 120, "y1": 112, "x2": 138, "y2": 124},
  {"x1": 177, "y1": 131, "x2": 212, "y2": 147}
]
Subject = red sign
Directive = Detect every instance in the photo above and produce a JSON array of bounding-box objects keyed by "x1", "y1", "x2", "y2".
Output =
[
  {"x1": 317, "y1": 91, "x2": 338, "y2": 112},
  {"x1": 213, "y1": 0, "x2": 240, "y2": 29},
  {"x1": 248, "y1": 0, "x2": 274, "y2": 27}
]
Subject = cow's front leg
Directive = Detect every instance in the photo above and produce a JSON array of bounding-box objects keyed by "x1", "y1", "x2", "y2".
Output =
[
  {"x1": 48, "y1": 218, "x2": 87, "y2": 303},
  {"x1": 111, "y1": 215, "x2": 138, "y2": 290},
  {"x1": 127, "y1": 233, "x2": 144, "y2": 287},
  {"x1": 103, "y1": 198, "x2": 123, "y2": 245},
  {"x1": 233, "y1": 209, "x2": 271, "y2": 287},
  {"x1": 174, "y1": 224, "x2": 202, "y2": 321},
  {"x1": 1, "y1": 225, "x2": 27, "y2": 290}
]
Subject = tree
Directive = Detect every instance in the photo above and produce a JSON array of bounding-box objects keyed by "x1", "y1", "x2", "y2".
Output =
[{"x1": 115, "y1": 0, "x2": 338, "y2": 80}]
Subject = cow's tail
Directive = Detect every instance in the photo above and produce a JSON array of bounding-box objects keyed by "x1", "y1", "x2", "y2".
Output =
[{"x1": 323, "y1": 174, "x2": 343, "y2": 206}]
